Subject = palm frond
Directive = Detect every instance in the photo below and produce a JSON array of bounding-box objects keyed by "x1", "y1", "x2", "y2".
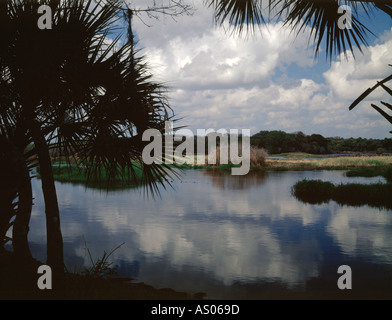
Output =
[
  {"x1": 207, "y1": 0, "x2": 392, "y2": 59},
  {"x1": 349, "y1": 72, "x2": 392, "y2": 111},
  {"x1": 206, "y1": 0, "x2": 266, "y2": 34},
  {"x1": 280, "y1": 0, "x2": 374, "y2": 59},
  {"x1": 349, "y1": 67, "x2": 392, "y2": 133}
]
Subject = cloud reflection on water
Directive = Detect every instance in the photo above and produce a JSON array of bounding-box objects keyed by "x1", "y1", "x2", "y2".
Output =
[{"x1": 26, "y1": 170, "x2": 392, "y2": 298}]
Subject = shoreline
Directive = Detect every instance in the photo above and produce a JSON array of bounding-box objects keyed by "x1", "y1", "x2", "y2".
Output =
[{"x1": 0, "y1": 248, "x2": 200, "y2": 300}]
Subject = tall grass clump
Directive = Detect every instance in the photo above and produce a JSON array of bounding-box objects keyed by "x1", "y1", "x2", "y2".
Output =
[
  {"x1": 292, "y1": 179, "x2": 335, "y2": 204},
  {"x1": 79, "y1": 243, "x2": 125, "y2": 280}
]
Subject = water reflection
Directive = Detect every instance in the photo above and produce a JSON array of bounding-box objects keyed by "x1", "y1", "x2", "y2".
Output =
[
  {"x1": 202, "y1": 170, "x2": 266, "y2": 190},
  {"x1": 24, "y1": 170, "x2": 392, "y2": 299},
  {"x1": 327, "y1": 206, "x2": 392, "y2": 264}
]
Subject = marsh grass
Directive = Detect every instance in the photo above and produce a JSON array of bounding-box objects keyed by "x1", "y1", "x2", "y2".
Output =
[
  {"x1": 313, "y1": 156, "x2": 392, "y2": 168},
  {"x1": 267, "y1": 155, "x2": 392, "y2": 171},
  {"x1": 333, "y1": 183, "x2": 392, "y2": 209},
  {"x1": 292, "y1": 179, "x2": 392, "y2": 210},
  {"x1": 291, "y1": 179, "x2": 335, "y2": 204},
  {"x1": 345, "y1": 167, "x2": 384, "y2": 178},
  {"x1": 345, "y1": 166, "x2": 392, "y2": 183}
]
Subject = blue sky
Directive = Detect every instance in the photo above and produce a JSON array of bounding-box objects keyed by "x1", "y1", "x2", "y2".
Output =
[{"x1": 128, "y1": 1, "x2": 392, "y2": 139}]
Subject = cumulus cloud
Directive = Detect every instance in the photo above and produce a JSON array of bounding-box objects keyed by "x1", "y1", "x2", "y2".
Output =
[
  {"x1": 130, "y1": 2, "x2": 392, "y2": 138},
  {"x1": 323, "y1": 35, "x2": 392, "y2": 101}
]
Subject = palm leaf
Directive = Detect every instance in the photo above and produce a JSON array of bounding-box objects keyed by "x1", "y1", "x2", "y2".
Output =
[
  {"x1": 207, "y1": 0, "x2": 392, "y2": 59},
  {"x1": 371, "y1": 104, "x2": 392, "y2": 125},
  {"x1": 206, "y1": 0, "x2": 266, "y2": 34},
  {"x1": 349, "y1": 68, "x2": 392, "y2": 133},
  {"x1": 349, "y1": 73, "x2": 392, "y2": 110}
]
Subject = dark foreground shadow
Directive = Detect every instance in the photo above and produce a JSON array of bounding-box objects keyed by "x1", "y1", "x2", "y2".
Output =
[{"x1": 0, "y1": 248, "x2": 197, "y2": 300}]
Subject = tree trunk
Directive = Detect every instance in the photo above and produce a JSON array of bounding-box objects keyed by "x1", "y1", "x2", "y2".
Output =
[
  {"x1": 0, "y1": 188, "x2": 16, "y2": 248},
  {"x1": 10, "y1": 143, "x2": 33, "y2": 261},
  {"x1": 12, "y1": 175, "x2": 33, "y2": 261},
  {"x1": 0, "y1": 141, "x2": 16, "y2": 247},
  {"x1": 30, "y1": 121, "x2": 64, "y2": 274}
]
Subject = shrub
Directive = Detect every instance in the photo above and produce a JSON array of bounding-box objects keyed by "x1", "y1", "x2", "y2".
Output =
[
  {"x1": 209, "y1": 146, "x2": 268, "y2": 167},
  {"x1": 250, "y1": 147, "x2": 268, "y2": 167}
]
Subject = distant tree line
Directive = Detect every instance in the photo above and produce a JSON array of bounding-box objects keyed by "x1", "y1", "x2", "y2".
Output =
[{"x1": 250, "y1": 131, "x2": 392, "y2": 155}]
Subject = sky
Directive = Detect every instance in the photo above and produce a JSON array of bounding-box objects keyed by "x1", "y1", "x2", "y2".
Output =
[{"x1": 126, "y1": 1, "x2": 392, "y2": 139}]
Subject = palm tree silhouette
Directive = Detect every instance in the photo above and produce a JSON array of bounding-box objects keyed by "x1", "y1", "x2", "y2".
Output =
[{"x1": 1, "y1": 0, "x2": 175, "y2": 273}]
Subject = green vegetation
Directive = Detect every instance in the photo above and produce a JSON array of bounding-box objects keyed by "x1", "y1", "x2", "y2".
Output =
[
  {"x1": 251, "y1": 130, "x2": 392, "y2": 155},
  {"x1": 345, "y1": 166, "x2": 392, "y2": 183},
  {"x1": 37, "y1": 164, "x2": 147, "y2": 190},
  {"x1": 252, "y1": 131, "x2": 329, "y2": 154},
  {"x1": 345, "y1": 167, "x2": 384, "y2": 178},
  {"x1": 46, "y1": 154, "x2": 392, "y2": 186},
  {"x1": 291, "y1": 180, "x2": 335, "y2": 204},
  {"x1": 292, "y1": 179, "x2": 392, "y2": 210}
]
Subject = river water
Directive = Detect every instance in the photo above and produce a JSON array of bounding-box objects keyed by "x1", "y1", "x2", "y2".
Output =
[{"x1": 26, "y1": 169, "x2": 392, "y2": 299}]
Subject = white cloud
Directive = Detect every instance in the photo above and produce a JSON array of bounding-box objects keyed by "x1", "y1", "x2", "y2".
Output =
[
  {"x1": 130, "y1": 2, "x2": 392, "y2": 139},
  {"x1": 323, "y1": 35, "x2": 392, "y2": 101}
]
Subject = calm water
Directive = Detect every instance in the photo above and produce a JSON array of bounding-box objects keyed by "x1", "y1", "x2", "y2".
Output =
[{"x1": 25, "y1": 170, "x2": 392, "y2": 299}]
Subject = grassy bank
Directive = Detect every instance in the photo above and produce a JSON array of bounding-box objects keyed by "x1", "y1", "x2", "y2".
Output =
[{"x1": 37, "y1": 163, "x2": 149, "y2": 189}]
